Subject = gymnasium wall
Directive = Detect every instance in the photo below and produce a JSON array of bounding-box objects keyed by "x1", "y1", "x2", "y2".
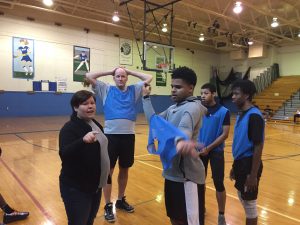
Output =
[
  {"x1": 218, "y1": 46, "x2": 278, "y2": 80},
  {"x1": 219, "y1": 45, "x2": 300, "y2": 78},
  {"x1": 277, "y1": 45, "x2": 300, "y2": 76},
  {"x1": 0, "y1": 16, "x2": 217, "y2": 117}
]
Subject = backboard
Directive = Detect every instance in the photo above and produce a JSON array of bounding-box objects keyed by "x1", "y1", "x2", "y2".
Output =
[{"x1": 143, "y1": 41, "x2": 175, "y2": 72}]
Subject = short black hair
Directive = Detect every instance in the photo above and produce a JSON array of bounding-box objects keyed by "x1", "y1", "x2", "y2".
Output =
[
  {"x1": 70, "y1": 90, "x2": 96, "y2": 113},
  {"x1": 232, "y1": 79, "x2": 256, "y2": 101},
  {"x1": 171, "y1": 66, "x2": 197, "y2": 86},
  {"x1": 201, "y1": 83, "x2": 216, "y2": 93}
]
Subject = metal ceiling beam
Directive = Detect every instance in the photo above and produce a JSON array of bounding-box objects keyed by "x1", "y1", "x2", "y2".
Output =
[
  {"x1": 0, "y1": 0, "x2": 126, "y2": 27},
  {"x1": 180, "y1": 1, "x2": 295, "y2": 42},
  {"x1": 145, "y1": 0, "x2": 181, "y2": 13},
  {"x1": 242, "y1": 0, "x2": 300, "y2": 29},
  {"x1": 119, "y1": 0, "x2": 246, "y2": 45}
]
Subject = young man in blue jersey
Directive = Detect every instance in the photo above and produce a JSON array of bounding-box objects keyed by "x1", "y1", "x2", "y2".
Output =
[
  {"x1": 230, "y1": 80, "x2": 264, "y2": 225},
  {"x1": 198, "y1": 83, "x2": 230, "y2": 225},
  {"x1": 86, "y1": 68, "x2": 152, "y2": 223},
  {"x1": 142, "y1": 66, "x2": 207, "y2": 225}
]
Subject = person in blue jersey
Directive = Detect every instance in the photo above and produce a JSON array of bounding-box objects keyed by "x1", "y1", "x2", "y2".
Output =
[
  {"x1": 14, "y1": 39, "x2": 33, "y2": 75},
  {"x1": 198, "y1": 83, "x2": 230, "y2": 225},
  {"x1": 85, "y1": 67, "x2": 152, "y2": 223},
  {"x1": 142, "y1": 66, "x2": 207, "y2": 225},
  {"x1": 74, "y1": 51, "x2": 90, "y2": 72},
  {"x1": 230, "y1": 80, "x2": 264, "y2": 225}
]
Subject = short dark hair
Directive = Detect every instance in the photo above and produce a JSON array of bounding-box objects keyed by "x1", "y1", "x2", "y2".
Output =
[
  {"x1": 201, "y1": 83, "x2": 216, "y2": 93},
  {"x1": 70, "y1": 90, "x2": 96, "y2": 113},
  {"x1": 232, "y1": 79, "x2": 256, "y2": 101},
  {"x1": 171, "y1": 66, "x2": 197, "y2": 86}
]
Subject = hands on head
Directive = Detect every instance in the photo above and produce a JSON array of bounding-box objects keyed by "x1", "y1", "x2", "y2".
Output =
[
  {"x1": 143, "y1": 83, "x2": 151, "y2": 96},
  {"x1": 83, "y1": 131, "x2": 99, "y2": 144},
  {"x1": 112, "y1": 66, "x2": 128, "y2": 75}
]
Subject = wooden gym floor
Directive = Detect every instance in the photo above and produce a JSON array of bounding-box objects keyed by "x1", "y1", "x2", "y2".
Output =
[{"x1": 0, "y1": 114, "x2": 300, "y2": 225}]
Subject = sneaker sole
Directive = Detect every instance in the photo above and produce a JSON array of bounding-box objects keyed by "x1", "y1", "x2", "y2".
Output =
[
  {"x1": 115, "y1": 207, "x2": 135, "y2": 213},
  {"x1": 105, "y1": 218, "x2": 116, "y2": 223}
]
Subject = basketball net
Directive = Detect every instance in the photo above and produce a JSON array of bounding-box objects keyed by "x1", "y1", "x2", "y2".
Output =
[{"x1": 160, "y1": 63, "x2": 169, "y2": 73}]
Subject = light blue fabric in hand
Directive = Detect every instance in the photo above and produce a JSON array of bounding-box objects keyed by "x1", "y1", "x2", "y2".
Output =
[{"x1": 147, "y1": 115, "x2": 188, "y2": 170}]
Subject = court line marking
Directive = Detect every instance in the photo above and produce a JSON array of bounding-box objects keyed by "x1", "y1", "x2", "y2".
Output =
[
  {"x1": 2, "y1": 126, "x2": 299, "y2": 223},
  {"x1": 0, "y1": 158, "x2": 57, "y2": 225},
  {"x1": 135, "y1": 153, "x2": 151, "y2": 158},
  {"x1": 136, "y1": 160, "x2": 300, "y2": 223}
]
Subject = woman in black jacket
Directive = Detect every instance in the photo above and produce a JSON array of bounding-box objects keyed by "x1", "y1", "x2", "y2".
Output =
[{"x1": 59, "y1": 90, "x2": 110, "y2": 225}]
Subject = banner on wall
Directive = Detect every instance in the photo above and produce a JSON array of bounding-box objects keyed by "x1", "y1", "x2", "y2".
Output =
[
  {"x1": 156, "y1": 72, "x2": 167, "y2": 86},
  {"x1": 56, "y1": 77, "x2": 68, "y2": 92},
  {"x1": 73, "y1": 46, "x2": 90, "y2": 82},
  {"x1": 12, "y1": 37, "x2": 35, "y2": 80},
  {"x1": 119, "y1": 38, "x2": 133, "y2": 65}
]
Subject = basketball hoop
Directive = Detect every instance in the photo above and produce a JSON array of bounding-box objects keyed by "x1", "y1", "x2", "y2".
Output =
[{"x1": 160, "y1": 63, "x2": 169, "y2": 73}]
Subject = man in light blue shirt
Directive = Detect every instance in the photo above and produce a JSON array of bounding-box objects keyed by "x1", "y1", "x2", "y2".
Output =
[{"x1": 86, "y1": 67, "x2": 152, "y2": 222}]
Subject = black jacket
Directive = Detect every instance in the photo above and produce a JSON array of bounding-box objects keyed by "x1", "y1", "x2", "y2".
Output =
[{"x1": 59, "y1": 114, "x2": 103, "y2": 193}]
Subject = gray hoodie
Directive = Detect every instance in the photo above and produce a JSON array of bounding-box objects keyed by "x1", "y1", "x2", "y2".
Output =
[{"x1": 143, "y1": 96, "x2": 207, "y2": 184}]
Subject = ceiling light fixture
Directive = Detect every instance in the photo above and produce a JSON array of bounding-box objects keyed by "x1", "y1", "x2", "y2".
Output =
[
  {"x1": 112, "y1": 11, "x2": 120, "y2": 22},
  {"x1": 162, "y1": 23, "x2": 168, "y2": 33},
  {"x1": 233, "y1": 1, "x2": 243, "y2": 14},
  {"x1": 247, "y1": 39, "x2": 254, "y2": 45},
  {"x1": 271, "y1": 17, "x2": 279, "y2": 28},
  {"x1": 298, "y1": 31, "x2": 300, "y2": 38},
  {"x1": 199, "y1": 33, "x2": 205, "y2": 42},
  {"x1": 43, "y1": 0, "x2": 53, "y2": 7}
]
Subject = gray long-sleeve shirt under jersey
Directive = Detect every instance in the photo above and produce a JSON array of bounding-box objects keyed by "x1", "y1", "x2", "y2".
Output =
[{"x1": 142, "y1": 96, "x2": 207, "y2": 184}]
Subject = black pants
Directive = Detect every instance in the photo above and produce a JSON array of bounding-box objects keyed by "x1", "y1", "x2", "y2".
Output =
[{"x1": 60, "y1": 182, "x2": 101, "y2": 225}]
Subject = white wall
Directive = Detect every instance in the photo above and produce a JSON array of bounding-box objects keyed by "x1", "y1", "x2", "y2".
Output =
[
  {"x1": 218, "y1": 46, "x2": 278, "y2": 80},
  {"x1": 218, "y1": 45, "x2": 300, "y2": 79},
  {"x1": 0, "y1": 16, "x2": 120, "y2": 92},
  {"x1": 277, "y1": 45, "x2": 300, "y2": 76},
  {"x1": 0, "y1": 16, "x2": 218, "y2": 95}
]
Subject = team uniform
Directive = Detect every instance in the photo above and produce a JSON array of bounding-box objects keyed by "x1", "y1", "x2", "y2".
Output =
[
  {"x1": 18, "y1": 46, "x2": 32, "y2": 62},
  {"x1": 93, "y1": 80, "x2": 144, "y2": 168},
  {"x1": 232, "y1": 106, "x2": 264, "y2": 201},
  {"x1": 143, "y1": 96, "x2": 207, "y2": 225},
  {"x1": 198, "y1": 104, "x2": 230, "y2": 192},
  {"x1": 79, "y1": 53, "x2": 88, "y2": 62}
]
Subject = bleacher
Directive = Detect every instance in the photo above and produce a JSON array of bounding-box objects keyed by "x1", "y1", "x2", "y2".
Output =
[{"x1": 253, "y1": 76, "x2": 300, "y2": 121}]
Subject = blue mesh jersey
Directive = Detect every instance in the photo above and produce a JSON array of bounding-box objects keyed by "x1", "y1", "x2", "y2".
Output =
[
  {"x1": 198, "y1": 105, "x2": 229, "y2": 152},
  {"x1": 232, "y1": 107, "x2": 264, "y2": 160},
  {"x1": 147, "y1": 115, "x2": 188, "y2": 170}
]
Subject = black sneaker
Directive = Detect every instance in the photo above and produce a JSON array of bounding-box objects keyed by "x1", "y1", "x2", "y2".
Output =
[
  {"x1": 115, "y1": 196, "x2": 134, "y2": 213},
  {"x1": 3, "y1": 210, "x2": 29, "y2": 224},
  {"x1": 104, "y1": 203, "x2": 115, "y2": 223}
]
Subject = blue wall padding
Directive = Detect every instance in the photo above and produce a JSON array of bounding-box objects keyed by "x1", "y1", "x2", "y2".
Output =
[{"x1": 0, "y1": 92, "x2": 174, "y2": 117}]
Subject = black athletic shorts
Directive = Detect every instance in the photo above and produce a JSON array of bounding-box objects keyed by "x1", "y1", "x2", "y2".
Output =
[
  {"x1": 106, "y1": 134, "x2": 135, "y2": 168},
  {"x1": 200, "y1": 151, "x2": 225, "y2": 183},
  {"x1": 165, "y1": 179, "x2": 205, "y2": 225},
  {"x1": 233, "y1": 156, "x2": 263, "y2": 200}
]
